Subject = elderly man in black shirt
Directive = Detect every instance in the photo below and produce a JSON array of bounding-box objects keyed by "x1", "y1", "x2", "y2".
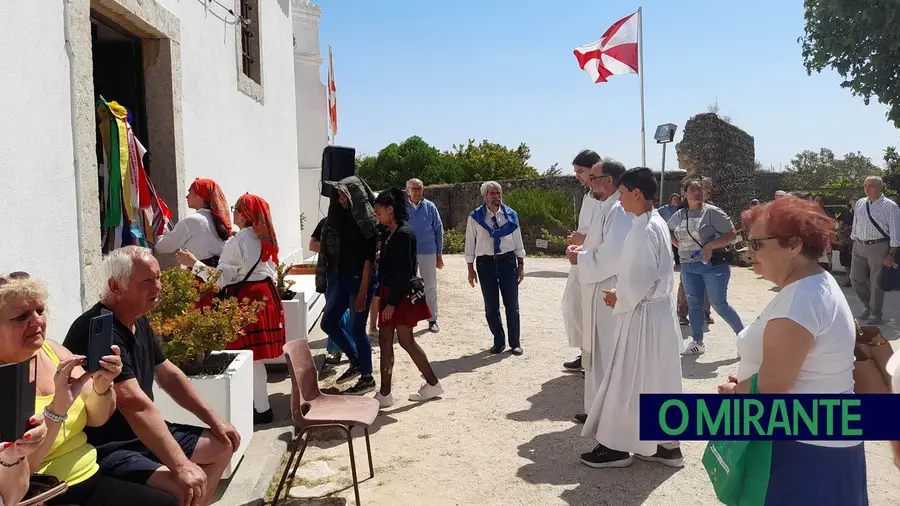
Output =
[{"x1": 64, "y1": 246, "x2": 238, "y2": 506}]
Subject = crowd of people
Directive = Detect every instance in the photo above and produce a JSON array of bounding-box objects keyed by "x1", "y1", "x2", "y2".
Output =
[
  {"x1": 556, "y1": 151, "x2": 900, "y2": 504},
  {"x1": 3, "y1": 160, "x2": 900, "y2": 505}
]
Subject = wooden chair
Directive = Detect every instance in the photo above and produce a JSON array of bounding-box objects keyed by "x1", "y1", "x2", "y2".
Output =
[{"x1": 272, "y1": 339, "x2": 380, "y2": 506}]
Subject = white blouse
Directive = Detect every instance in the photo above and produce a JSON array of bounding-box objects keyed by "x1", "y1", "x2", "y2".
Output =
[
  {"x1": 192, "y1": 227, "x2": 276, "y2": 288},
  {"x1": 154, "y1": 209, "x2": 225, "y2": 260}
]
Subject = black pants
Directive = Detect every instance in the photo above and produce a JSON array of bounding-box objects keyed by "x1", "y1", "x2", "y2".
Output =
[
  {"x1": 47, "y1": 472, "x2": 178, "y2": 506},
  {"x1": 475, "y1": 253, "x2": 520, "y2": 349}
]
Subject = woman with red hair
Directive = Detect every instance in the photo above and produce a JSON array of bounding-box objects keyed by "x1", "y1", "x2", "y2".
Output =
[
  {"x1": 176, "y1": 193, "x2": 285, "y2": 425},
  {"x1": 155, "y1": 179, "x2": 232, "y2": 266},
  {"x1": 716, "y1": 196, "x2": 866, "y2": 504}
]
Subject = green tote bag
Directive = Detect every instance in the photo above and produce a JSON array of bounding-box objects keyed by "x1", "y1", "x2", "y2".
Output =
[{"x1": 702, "y1": 374, "x2": 773, "y2": 506}]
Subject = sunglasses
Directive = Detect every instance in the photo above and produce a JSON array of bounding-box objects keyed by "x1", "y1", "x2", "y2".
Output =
[
  {"x1": 747, "y1": 236, "x2": 783, "y2": 251},
  {"x1": 0, "y1": 271, "x2": 31, "y2": 287}
]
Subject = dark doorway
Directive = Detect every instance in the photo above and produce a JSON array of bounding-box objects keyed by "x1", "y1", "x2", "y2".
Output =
[{"x1": 91, "y1": 14, "x2": 149, "y2": 251}]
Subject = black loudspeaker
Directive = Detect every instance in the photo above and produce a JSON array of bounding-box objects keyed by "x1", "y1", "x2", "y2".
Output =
[{"x1": 321, "y1": 145, "x2": 356, "y2": 197}]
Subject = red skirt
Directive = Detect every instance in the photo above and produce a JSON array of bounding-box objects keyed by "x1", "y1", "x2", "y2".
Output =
[
  {"x1": 220, "y1": 278, "x2": 286, "y2": 360},
  {"x1": 378, "y1": 285, "x2": 432, "y2": 328}
]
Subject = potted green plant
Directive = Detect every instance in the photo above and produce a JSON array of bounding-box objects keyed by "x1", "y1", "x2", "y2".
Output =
[
  {"x1": 149, "y1": 267, "x2": 264, "y2": 479},
  {"x1": 274, "y1": 262, "x2": 297, "y2": 301}
]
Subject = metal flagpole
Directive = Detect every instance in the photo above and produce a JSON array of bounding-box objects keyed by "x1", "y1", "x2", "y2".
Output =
[{"x1": 637, "y1": 6, "x2": 646, "y2": 167}]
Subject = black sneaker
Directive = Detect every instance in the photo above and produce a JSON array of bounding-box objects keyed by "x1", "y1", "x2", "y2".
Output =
[
  {"x1": 428, "y1": 321, "x2": 440, "y2": 333},
  {"x1": 563, "y1": 355, "x2": 582, "y2": 371},
  {"x1": 678, "y1": 316, "x2": 690, "y2": 326},
  {"x1": 490, "y1": 345, "x2": 505, "y2": 354},
  {"x1": 705, "y1": 314, "x2": 715, "y2": 324},
  {"x1": 253, "y1": 408, "x2": 274, "y2": 425},
  {"x1": 635, "y1": 445, "x2": 684, "y2": 468},
  {"x1": 573, "y1": 413, "x2": 587, "y2": 424},
  {"x1": 343, "y1": 376, "x2": 376, "y2": 395},
  {"x1": 510, "y1": 347, "x2": 523, "y2": 356},
  {"x1": 580, "y1": 443, "x2": 633, "y2": 468},
  {"x1": 336, "y1": 365, "x2": 361, "y2": 384},
  {"x1": 324, "y1": 352, "x2": 343, "y2": 365}
]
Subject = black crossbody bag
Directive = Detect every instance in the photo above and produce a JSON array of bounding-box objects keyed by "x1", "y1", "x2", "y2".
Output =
[
  {"x1": 682, "y1": 208, "x2": 734, "y2": 266},
  {"x1": 215, "y1": 253, "x2": 263, "y2": 300},
  {"x1": 865, "y1": 202, "x2": 890, "y2": 241}
]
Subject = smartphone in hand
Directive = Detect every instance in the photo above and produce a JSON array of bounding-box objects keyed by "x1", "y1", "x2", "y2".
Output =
[
  {"x1": 87, "y1": 309, "x2": 114, "y2": 373},
  {"x1": 0, "y1": 356, "x2": 36, "y2": 441}
]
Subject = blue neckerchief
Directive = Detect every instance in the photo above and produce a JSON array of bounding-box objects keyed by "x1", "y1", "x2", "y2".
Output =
[{"x1": 470, "y1": 203, "x2": 519, "y2": 254}]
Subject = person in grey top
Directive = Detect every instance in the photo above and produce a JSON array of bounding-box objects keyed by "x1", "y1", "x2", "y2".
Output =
[{"x1": 668, "y1": 178, "x2": 744, "y2": 355}]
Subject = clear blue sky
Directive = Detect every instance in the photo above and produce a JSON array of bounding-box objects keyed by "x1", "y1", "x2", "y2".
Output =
[{"x1": 316, "y1": 0, "x2": 898, "y2": 174}]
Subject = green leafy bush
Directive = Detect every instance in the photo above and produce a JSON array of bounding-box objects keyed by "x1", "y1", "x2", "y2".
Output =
[
  {"x1": 443, "y1": 228, "x2": 465, "y2": 254},
  {"x1": 503, "y1": 188, "x2": 575, "y2": 254}
]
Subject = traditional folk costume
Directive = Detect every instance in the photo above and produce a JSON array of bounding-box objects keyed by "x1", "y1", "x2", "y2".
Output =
[
  {"x1": 192, "y1": 193, "x2": 285, "y2": 417},
  {"x1": 577, "y1": 192, "x2": 633, "y2": 414},
  {"x1": 582, "y1": 210, "x2": 684, "y2": 466},
  {"x1": 96, "y1": 99, "x2": 173, "y2": 253},
  {"x1": 155, "y1": 178, "x2": 231, "y2": 266},
  {"x1": 562, "y1": 192, "x2": 602, "y2": 349}
]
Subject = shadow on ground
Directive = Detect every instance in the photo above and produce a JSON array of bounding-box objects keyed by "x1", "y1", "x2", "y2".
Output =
[
  {"x1": 507, "y1": 374, "x2": 583, "y2": 423},
  {"x1": 681, "y1": 356, "x2": 740, "y2": 381},
  {"x1": 527, "y1": 270, "x2": 569, "y2": 279},
  {"x1": 517, "y1": 425, "x2": 681, "y2": 505},
  {"x1": 429, "y1": 349, "x2": 513, "y2": 379}
]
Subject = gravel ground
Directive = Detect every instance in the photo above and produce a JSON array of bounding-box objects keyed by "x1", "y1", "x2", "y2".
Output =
[{"x1": 287, "y1": 254, "x2": 900, "y2": 506}]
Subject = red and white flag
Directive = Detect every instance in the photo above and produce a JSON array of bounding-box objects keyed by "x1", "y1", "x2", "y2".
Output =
[
  {"x1": 574, "y1": 10, "x2": 640, "y2": 83},
  {"x1": 327, "y1": 45, "x2": 338, "y2": 138}
]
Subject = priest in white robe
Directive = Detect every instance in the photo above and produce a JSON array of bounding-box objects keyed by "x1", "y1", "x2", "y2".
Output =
[
  {"x1": 565, "y1": 159, "x2": 633, "y2": 422},
  {"x1": 562, "y1": 150, "x2": 604, "y2": 371},
  {"x1": 581, "y1": 167, "x2": 685, "y2": 469}
]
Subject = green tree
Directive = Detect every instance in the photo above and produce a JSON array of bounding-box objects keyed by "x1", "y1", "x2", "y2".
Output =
[
  {"x1": 800, "y1": 0, "x2": 900, "y2": 127},
  {"x1": 355, "y1": 136, "x2": 538, "y2": 189},
  {"x1": 782, "y1": 148, "x2": 882, "y2": 190},
  {"x1": 543, "y1": 162, "x2": 563, "y2": 177},
  {"x1": 883, "y1": 146, "x2": 900, "y2": 190}
]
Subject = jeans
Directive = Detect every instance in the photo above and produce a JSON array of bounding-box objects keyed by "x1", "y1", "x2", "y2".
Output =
[
  {"x1": 680, "y1": 261, "x2": 744, "y2": 341},
  {"x1": 475, "y1": 253, "x2": 520, "y2": 349},
  {"x1": 320, "y1": 272, "x2": 374, "y2": 374},
  {"x1": 325, "y1": 310, "x2": 353, "y2": 355}
]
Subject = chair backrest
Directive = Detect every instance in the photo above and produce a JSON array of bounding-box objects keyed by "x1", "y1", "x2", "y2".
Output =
[{"x1": 283, "y1": 339, "x2": 322, "y2": 424}]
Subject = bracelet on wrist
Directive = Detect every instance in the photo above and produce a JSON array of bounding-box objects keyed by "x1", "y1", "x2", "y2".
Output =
[
  {"x1": 43, "y1": 405, "x2": 69, "y2": 439},
  {"x1": 93, "y1": 381, "x2": 112, "y2": 396},
  {"x1": 0, "y1": 456, "x2": 24, "y2": 468}
]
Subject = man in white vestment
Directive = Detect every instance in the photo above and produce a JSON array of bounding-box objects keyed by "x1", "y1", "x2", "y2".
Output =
[
  {"x1": 580, "y1": 167, "x2": 685, "y2": 469},
  {"x1": 565, "y1": 159, "x2": 633, "y2": 423},
  {"x1": 562, "y1": 149, "x2": 603, "y2": 371}
]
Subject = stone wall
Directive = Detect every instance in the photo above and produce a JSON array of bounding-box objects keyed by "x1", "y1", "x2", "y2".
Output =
[{"x1": 676, "y1": 113, "x2": 756, "y2": 219}]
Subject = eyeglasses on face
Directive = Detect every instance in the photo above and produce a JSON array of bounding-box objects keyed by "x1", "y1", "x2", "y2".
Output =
[
  {"x1": 589, "y1": 174, "x2": 610, "y2": 181},
  {"x1": 0, "y1": 271, "x2": 31, "y2": 287},
  {"x1": 747, "y1": 236, "x2": 783, "y2": 251}
]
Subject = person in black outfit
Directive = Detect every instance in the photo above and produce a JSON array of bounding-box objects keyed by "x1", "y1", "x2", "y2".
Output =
[
  {"x1": 318, "y1": 182, "x2": 378, "y2": 395},
  {"x1": 371, "y1": 188, "x2": 444, "y2": 408}
]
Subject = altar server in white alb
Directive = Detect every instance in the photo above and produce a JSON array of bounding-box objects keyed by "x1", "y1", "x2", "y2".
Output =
[
  {"x1": 562, "y1": 149, "x2": 603, "y2": 371},
  {"x1": 581, "y1": 167, "x2": 685, "y2": 469},
  {"x1": 565, "y1": 159, "x2": 632, "y2": 423}
]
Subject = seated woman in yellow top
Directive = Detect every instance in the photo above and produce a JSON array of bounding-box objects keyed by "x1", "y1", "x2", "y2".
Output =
[{"x1": 0, "y1": 272, "x2": 177, "y2": 506}]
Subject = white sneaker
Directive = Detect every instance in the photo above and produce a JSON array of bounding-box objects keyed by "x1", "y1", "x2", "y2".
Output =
[
  {"x1": 409, "y1": 381, "x2": 444, "y2": 402},
  {"x1": 682, "y1": 341, "x2": 706, "y2": 356},
  {"x1": 373, "y1": 392, "x2": 394, "y2": 408}
]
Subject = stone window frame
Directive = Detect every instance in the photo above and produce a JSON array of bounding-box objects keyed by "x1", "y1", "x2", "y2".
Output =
[{"x1": 235, "y1": 0, "x2": 264, "y2": 103}]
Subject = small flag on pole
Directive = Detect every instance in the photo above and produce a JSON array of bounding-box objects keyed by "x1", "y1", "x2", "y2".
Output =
[
  {"x1": 327, "y1": 46, "x2": 338, "y2": 139},
  {"x1": 574, "y1": 10, "x2": 640, "y2": 83}
]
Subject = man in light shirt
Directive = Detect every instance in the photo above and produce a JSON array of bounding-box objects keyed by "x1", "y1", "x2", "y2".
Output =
[
  {"x1": 850, "y1": 175, "x2": 900, "y2": 324},
  {"x1": 406, "y1": 178, "x2": 445, "y2": 333},
  {"x1": 465, "y1": 181, "x2": 526, "y2": 355}
]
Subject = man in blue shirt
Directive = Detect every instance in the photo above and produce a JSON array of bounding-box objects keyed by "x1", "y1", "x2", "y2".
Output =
[{"x1": 406, "y1": 178, "x2": 445, "y2": 332}]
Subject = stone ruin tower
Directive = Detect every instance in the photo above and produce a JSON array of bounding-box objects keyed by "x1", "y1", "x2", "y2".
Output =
[{"x1": 675, "y1": 113, "x2": 756, "y2": 220}]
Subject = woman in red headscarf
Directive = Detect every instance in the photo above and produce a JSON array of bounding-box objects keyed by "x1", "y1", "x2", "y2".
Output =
[
  {"x1": 155, "y1": 178, "x2": 232, "y2": 266},
  {"x1": 176, "y1": 193, "x2": 285, "y2": 425}
]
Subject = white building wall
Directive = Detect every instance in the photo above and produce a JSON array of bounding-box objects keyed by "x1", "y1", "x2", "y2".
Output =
[
  {"x1": 0, "y1": 1, "x2": 84, "y2": 339},
  {"x1": 157, "y1": 0, "x2": 304, "y2": 258},
  {"x1": 0, "y1": 0, "x2": 323, "y2": 338}
]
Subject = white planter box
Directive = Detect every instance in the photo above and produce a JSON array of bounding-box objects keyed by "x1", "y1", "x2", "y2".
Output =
[
  {"x1": 153, "y1": 350, "x2": 253, "y2": 479},
  {"x1": 262, "y1": 273, "x2": 325, "y2": 365}
]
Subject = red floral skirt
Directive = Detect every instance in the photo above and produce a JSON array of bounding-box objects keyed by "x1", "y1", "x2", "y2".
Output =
[
  {"x1": 219, "y1": 278, "x2": 286, "y2": 360},
  {"x1": 378, "y1": 285, "x2": 432, "y2": 329}
]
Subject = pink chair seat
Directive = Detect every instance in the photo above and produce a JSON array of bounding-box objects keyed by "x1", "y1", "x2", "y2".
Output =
[{"x1": 299, "y1": 394, "x2": 379, "y2": 427}]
